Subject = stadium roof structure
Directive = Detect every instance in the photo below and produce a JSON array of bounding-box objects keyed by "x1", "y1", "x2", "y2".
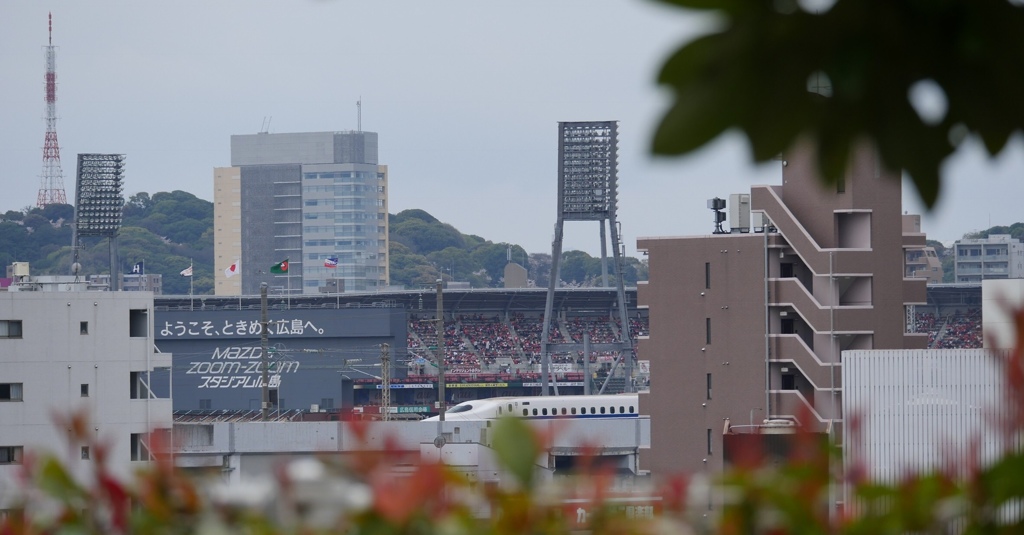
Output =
[
  {"x1": 156, "y1": 287, "x2": 641, "y2": 315},
  {"x1": 924, "y1": 283, "x2": 981, "y2": 308}
]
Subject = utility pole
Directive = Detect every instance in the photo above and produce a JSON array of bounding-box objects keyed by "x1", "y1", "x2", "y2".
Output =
[
  {"x1": 436, "y1": 279, "x2": 445, "y2": 422},
  {"x1": 380, "y1": 343, "x2": 391, "y2": 421},
  {"x1": 260, "y1": 282, "x2": 269, "y2": 421}
]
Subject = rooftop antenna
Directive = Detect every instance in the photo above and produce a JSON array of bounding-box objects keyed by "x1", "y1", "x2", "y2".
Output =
[
  {"x1": 357, "y1": 97, "x2": 362, "y2": 132},
  {"x1": 259, "y1": 116, "x2": 272, "y2": 134}
]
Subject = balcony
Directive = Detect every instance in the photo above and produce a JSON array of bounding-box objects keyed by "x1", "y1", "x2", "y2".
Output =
[{"x1": 903, "y1": 278, "x2": 927, "y2": 304}]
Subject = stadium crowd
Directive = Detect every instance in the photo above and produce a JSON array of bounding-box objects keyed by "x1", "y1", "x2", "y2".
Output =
[
  {"x1": 915, "y1": 308, "x2": 982, "y2": 349},
  {"x1": 406, "y1": 312, "x2": 649, "y2": 375}
]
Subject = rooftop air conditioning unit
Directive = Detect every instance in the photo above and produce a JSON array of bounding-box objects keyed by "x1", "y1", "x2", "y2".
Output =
[{"x1": 729, "y1": 193, "x2": 750, "y2": 233}]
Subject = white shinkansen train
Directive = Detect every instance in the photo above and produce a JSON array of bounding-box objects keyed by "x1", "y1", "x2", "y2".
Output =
[{"x1": 422, "y1": 394, "x2": 639, "y2": 421}]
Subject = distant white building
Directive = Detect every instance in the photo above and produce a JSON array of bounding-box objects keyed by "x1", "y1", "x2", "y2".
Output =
[
  {"x1": 0, "y1": 278, "x2": 172, "y2": 515},
  {"x1": 953, "y1": 234, "x2": 1024, "y2": 283}
]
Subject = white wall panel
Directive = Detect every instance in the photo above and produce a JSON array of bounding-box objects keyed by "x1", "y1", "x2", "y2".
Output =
[{"x1": 843, "y1": 349, "x2": 1012, "y2": 508}]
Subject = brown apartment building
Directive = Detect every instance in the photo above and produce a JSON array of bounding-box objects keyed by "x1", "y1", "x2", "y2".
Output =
[{"x1": 637, "y1": 144, "x2": 928, "y2": 476}]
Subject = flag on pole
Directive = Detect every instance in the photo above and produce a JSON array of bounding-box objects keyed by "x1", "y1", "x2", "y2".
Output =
[
  {"x1": 270, "y1": 259, "x2": 289, "y2": 274},
  {"x1": 324, "y1": 256, "x2": 338, "y2": 268},
  {"x1": 130, "y1": 261, "x2": 144, "y2": 275},
  {"x1": 224, "y1": 261, "x2": 240, "y2": 278},
  {"x1": 179, "y1": 265, "x2": 193, "y2": 277}
]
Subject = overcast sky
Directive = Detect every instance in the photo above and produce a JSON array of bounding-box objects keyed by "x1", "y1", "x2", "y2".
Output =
[{"x1": 2, "y1": 1, "x2": 1021, "y2": 258}]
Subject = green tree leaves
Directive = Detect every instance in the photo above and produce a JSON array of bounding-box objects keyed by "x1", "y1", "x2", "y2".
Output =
[{"x1": 652, "y1": 0, "x2": 1024, "y2": 208}]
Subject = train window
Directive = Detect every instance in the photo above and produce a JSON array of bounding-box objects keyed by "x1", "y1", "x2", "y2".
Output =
[
  {"x1": 629, "y1": 406, "x2": 635, "y2": 413},
  {"x1": 600, "y1": 406, "x2": 606, "y2": 414},
  {"x1": 498, "y1": 407, "x2": 502, "y2": 415},
  {"x1": 508, "y1": 404, "x2": 513, "y2": 413},
  {"x1": 523, "y1": 409, "x2": 529, "y2": 416},
  {"x1": 542, "y1": 408, "x2": 548, "y2": 416},
  {"x1": 620, "y1": 406, "x2": 625, "y2": 413},
  {"x1": 533, "y1": 409, "x2": 538, "y2": 416},
  {"x1": 447, "y1": 404, "x2": 474, "y2": 414},
  {"x1": 571, "y1": 407, "x2": 577, "y2": 415},
  {"x1": 590, "y1": 407, "x2": 596, "y2": 414},
  {"x1": 610, "y1": 406, "x2": 616, "y2": 414},
  {"x1": 561, "y1": 408, "x2": 567, "y2": 415}
]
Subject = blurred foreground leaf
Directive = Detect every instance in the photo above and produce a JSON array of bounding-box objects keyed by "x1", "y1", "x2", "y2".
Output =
[
  {"x1": 652, "y1": 0, "x2": 1024, "y2": 208},
  {"x1": 491, "y1": 417, "x2": 541, "y2": 490}
]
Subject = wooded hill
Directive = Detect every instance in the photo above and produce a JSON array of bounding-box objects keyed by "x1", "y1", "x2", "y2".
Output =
[{"x1": 1, "y1": 192, "x2": 648, "y2": 294}]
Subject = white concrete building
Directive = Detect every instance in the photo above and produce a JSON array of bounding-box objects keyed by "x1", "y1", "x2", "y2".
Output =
[
  {"x1": 953, "y1": 234, "x2": 1024, "y2": 283},
  {"x1": 0, "y1": 282, "x2": 172, "y2": 513}
]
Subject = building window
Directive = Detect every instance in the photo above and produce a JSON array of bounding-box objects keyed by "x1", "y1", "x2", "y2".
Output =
[
  {"x1": 706, "y1": 318, "x2": 712, "y2": 345},
  {"x1": 80, "y1": 321, "x2": 88, "y2": 335},
  {"x1": 0, "y1": 446, "x2": 23, "y2": 464},
  {"x1": 130, "y1": 372, "x2": 151, "y2": 400},
  {"x1": 0, "y1": 320, "x2": 22, "y2": 339},
  {"x1": 707, "y1": 429, "x2": 713, "y2": 455},
  {"x1": 81, "y1": 384, "x2": 89, "y2": 397},
  {"x1": 706, "y1": 373, "x2": 712, "y2": 400},
  {"x1": 81, "y1": 446, "x2": 90, "y2": 460},
  {"x1": 0, "y1": 383, "x2": 23, "y2": 401},
  {"x1": 130, "y1": 433, "x2": 152, "y2": 462},
  {"x1": 129, "y1": 309, "x2": 148, "y2": 337}
]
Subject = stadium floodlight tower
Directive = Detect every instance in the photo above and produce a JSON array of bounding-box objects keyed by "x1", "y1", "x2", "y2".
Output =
[
  {"x1": 72, "y1": 154, "x2": 125, "y2": 290},
  {"x1": 540, "y1": 121, "x2": 633, "y2": 396}
]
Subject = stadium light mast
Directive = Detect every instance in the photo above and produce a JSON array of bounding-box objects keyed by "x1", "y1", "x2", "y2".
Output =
[
  {"x1": 541, "y1": 121, "x2": 634, "y2": 396},
  {"x1": 72, "y1": 154, "x2": 125, "y2": 288}
]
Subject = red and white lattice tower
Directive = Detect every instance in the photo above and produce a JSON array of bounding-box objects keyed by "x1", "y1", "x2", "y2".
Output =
[{"x1": 37, "y1": 12, "x2": 67, "y2": 207}]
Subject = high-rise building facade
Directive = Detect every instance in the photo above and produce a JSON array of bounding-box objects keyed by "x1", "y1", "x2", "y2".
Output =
[
  {"x1": 215, "y1": 131, "x2": 389, "y2": 295},
  {"x1": 637, "y1": 143, "x2": 928, "y2": 476}
]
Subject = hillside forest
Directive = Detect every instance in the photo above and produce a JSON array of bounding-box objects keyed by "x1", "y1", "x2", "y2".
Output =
[{"x1": 0, "y1": 192, "x2": 649, "y2": 295}]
